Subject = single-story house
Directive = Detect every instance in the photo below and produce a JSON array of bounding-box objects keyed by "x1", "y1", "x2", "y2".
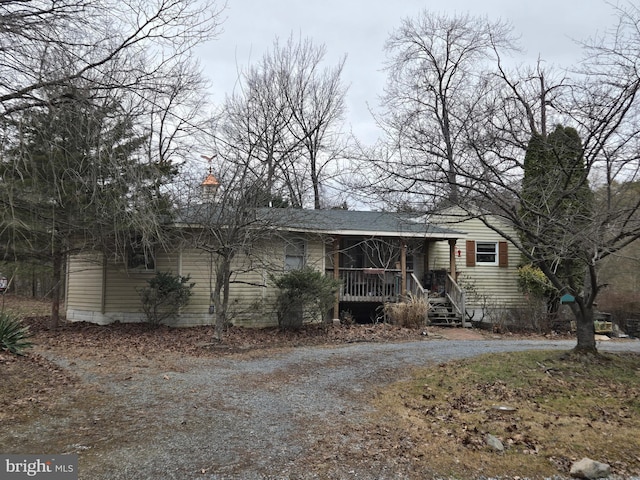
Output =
[{"x1": 65, "y1": 202, "x2": 528, "y2": 327}]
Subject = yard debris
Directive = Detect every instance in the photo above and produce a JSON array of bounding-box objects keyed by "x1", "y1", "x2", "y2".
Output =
[{"x1": 491, "y1": 404, "x2": 517, "y2": 413}]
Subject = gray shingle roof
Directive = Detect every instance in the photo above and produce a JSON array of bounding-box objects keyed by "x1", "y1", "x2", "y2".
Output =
[
  {"x1": 258, "y1": 208, "x2": 462, "y2": 239},
  {"x1": 176, "y1": 205, "x2": 463, "y2": 239}
]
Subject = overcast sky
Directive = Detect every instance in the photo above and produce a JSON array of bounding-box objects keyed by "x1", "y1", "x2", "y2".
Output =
[{"x1": 197, "y1": 0, "x2": 618, "y2": 144}]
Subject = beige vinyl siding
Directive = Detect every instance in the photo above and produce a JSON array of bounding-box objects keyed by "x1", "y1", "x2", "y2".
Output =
[
  {"x1": 229, "y1": 233, "x2": 327, "y2": 327},
  {"x1": 174, "y1": 234, "x2": 327, "y2": 328},
  {"x1": 102, "y1": 251, "x2": 179, "y2": 313},
  {"x1": 66, "y1": 232, "x2": 330, "y2": 327},
  {"x1": 429, "y1": 210, "x2": 526, "y2": 310},
  {"x1": 179, "y1": 248, "x2": 213, "y2": 314},
  {"x1": 177, "y1": 245, "x2": 275, "y2": 327},
  {"x1": 66, "y1": 254, "x2": 105, "y2": 311}
]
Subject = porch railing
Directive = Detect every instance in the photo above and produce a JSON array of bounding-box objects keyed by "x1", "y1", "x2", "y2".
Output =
[
  {"x1": 330, "y1": 268, "x2": 408, "y2": 302},
  {"x1": 445, "y1": 274, "x2": 466, "y2": 327},
  {"x1": 329, "y1": 268, "x2": 430, "y2": 303},
  {"x1": 329, "y1": 269, "x2": 463, "y2": 320}
]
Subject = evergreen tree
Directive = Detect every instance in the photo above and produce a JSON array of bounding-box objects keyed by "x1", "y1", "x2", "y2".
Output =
[
  {"x1": 0, "y1": 84, "x2": 175, "y2": 327},
  {"x1": 519, "y1": 125, "x2": 593, "y2": 317}
]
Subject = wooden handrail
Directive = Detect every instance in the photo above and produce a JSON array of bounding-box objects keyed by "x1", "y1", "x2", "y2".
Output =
[
  {"x1": 445, "y1": 274, "x2": 466, "y2": 327},
  {"x1": 409, "y1": 273, "x2": 426, "y2": 299}
]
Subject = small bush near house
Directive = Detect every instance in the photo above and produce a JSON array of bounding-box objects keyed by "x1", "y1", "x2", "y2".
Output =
[
  {"x1": 0, "y1": 312, "x2": 33, "y2": 355},
  {"x1": 340, "y1": 310, "x2": 354, "y2": 325},
  {"x1": 383, "y1": 293, "x2": 429, "y2": 328},
  {"x1": 272, "y1": 267, "x2": 340, "y2": 331},
  {"x1": 138, "y1": 272, "x2": 195, "y2": 327},
  {"x1": 517, "y1": 264, "x2": 556, "y2": 299}
]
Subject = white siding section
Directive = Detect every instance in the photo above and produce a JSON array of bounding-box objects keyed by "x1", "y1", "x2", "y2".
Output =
[{"x1": 429, "y1": 209, "x2": 526, "y2": 314}]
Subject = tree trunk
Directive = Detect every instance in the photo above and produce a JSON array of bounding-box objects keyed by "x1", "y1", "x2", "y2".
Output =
[
  {"x1": 311, "y1": 153, "x2": 321, "y2": 210},
  {"x1": 571, "y1": 302, "x2": 597, "y2": 354},
  {"x1": 212, "y1": 256, "x2": 232, "y2": 341},
  {"x1": 49, "y1": 252, "x2": 63, "y2": 330}
]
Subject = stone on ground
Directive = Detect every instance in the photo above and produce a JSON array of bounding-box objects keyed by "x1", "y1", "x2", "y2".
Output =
[{"x1": 569, "y1": 457, "x2": 611, "y2": 479}]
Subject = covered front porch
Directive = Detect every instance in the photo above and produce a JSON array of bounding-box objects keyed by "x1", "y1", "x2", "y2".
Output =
[{"x1": 326, "y1": 236, "x2": 466, "y2": 325}]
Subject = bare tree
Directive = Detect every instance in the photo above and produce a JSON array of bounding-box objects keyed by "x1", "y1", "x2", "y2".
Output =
[
  {"x1": 277, "y1": 36, "x2": 347, "y2": 209},
  {"x1": 179, "y1": 152, "x2": 301, "y2": 340},
  {"x1": 366, "y1": 4, "x2": 640, "y2": 353},
  {"x1": 0, "y1": 0, "x2": 222, "y2": 114},
  {"x1": 223, "y1": 35, "x2": 347, "y2": 209},
  {"x1": 451, "y1": 3, "x2": 640, "y2": 353},
  {"x1": 221, "y1": 61, "x2": 301, "y2": 206},
  {"x1": 376, "y1": 11, "x2": 515, "y2": 205}
]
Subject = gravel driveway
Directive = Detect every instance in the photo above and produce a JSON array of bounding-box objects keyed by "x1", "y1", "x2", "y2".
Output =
[{"x1": 18, "y1": 338, "x2": 640, "y2": 479}]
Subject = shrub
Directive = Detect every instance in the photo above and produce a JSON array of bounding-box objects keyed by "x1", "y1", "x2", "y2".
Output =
[
  {"x1": 0, "y1": 312, "x2": 33, "y2": 355},
  {"x1": 517, "y1": 264, "x2": 557, "y2": 299},
  {"x1": 138, "y1": 272, "x2": 195, "y2": 327},
  {"x1": 383, "y1": 293, "x2": 429, "y2": 328},
  {"x1": 272, "y1": 267, "x2": 340, "y2": 331},
  {"x1": 340, "y1": 310, "x2": 354, "y2": 325}
]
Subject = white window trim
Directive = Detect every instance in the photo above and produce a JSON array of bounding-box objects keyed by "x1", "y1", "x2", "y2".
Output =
[{"x1": 475, "y1": 241, "x2": 498, "y2": 266}]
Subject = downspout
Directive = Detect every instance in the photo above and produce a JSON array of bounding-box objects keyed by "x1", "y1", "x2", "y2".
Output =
[{"x1": 64, "y1": 255, "x2": 71, "y2": 317}]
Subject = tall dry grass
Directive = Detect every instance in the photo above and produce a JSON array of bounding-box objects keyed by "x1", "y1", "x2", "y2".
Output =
[{"x1": 382, "y1": 293, "x2": 429, "y2": 328}]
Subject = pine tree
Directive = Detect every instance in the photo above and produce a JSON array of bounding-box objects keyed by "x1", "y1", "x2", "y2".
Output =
[{"x1": 0, "y1": 85, "x2": 175, "y2": 327}]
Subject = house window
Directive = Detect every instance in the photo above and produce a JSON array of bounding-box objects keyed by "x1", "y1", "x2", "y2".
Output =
[
  {"x1": 476, "y1": 242, "x2": 498, "y2": 265},
  {"x1": 284, "y1": 238, "x2": 306, "y2": 271},
  {"x1": 465, "y1": 240, "x2": 508, "y2": 268},
  {"x1": 127, "y1": 244, "x2": 156, "y2": 272}
]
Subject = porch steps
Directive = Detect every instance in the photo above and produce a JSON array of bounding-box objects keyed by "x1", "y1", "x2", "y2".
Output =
[{"x1": 428, "y1": 296, "x2": 462, "y2": 326}]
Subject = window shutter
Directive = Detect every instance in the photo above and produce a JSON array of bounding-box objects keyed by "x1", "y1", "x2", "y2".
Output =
[
  {"x1": 465, "y1": 240, "x2": 476, "y2": 267},
  {"x1": 498, "y1": 241, "x2": 508, "y2": 267}
]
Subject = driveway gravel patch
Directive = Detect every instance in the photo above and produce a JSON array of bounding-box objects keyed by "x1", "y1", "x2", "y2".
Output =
[{"x1": 7, "y1": 337, "x2": 640, "y2": 479}]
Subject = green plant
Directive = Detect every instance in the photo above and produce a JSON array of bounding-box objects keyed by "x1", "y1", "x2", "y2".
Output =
[
  {"x1": 272, "y1": 267, "x2": 341, "y2": 331},
  {"x1": 0, "y1": 312, "x2": 33, "y2": 355},
  {"x1": 138, "y1": 272, "x2": 195, "y2": 327},
  {"x1": 517, "y1": 264, "x2": 556, "y2": 299}
]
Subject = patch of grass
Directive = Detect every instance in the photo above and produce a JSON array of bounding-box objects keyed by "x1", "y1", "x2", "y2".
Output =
[{"x1": 373, "y1": 350, "x2": 640, "y2": 479}]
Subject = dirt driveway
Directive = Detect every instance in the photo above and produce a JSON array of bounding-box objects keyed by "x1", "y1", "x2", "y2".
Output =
[{"x1": 4, "y1": 333, "x2": 640, "y2": 480}]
